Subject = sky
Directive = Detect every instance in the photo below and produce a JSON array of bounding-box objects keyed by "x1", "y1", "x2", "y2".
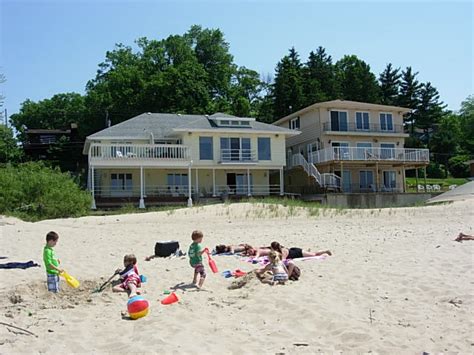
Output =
[{"x1": 1, "y1": 0, "x2": 473, "y2": 120}]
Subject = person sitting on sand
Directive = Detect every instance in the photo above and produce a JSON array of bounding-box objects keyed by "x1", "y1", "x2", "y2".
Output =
[
  {"x1": 256, "y1": 250, "x2": 288, "y2": 285},
  {"x1": 215, "y1": 244, "x2": 249, "y2": 254},
  {"x1": 455, "y1": 233, "x2": 474, "y2": 242},
  {"x1": 113, "y1": 254, "x2": 141, "y2": 298}
]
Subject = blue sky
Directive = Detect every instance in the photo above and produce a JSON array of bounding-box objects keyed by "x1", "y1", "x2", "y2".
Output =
[{"x1": 1, "y1": 0, "x2": 472, "y2": 118}]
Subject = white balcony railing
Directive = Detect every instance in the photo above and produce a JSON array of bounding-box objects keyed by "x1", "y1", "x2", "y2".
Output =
[
  {"x1": 310, "y1": 147, "x2": 429, "y2": 164},
  {"x1": 89, "y1": 143, "x2": 191, "y2": 162},
  {"x1": 220, "y1": 149, "x2": 257, "y2": 163}
]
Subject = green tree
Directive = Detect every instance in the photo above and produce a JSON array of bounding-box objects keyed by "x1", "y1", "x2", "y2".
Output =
[
  {"x1": 335, "y1": 55, "x2": 380, "y2": 103},
  {"x1": 413, "y1": 82, "x2": 446, "y2": 144},
  {"x1": 430, "y1": 113, "x2": 461, "y2": 175},
  {"x1": 273, "y1": 47, "x2": 306, "y2": 118},
  {"x1": 0, "y1": 125, "x2": 23, "y2": 163},
  {"x1": 379, "y1": 63, "x2": 401, "y2": 105},
  {"x1": 303, "y1": 46, "x2": 338, "y2": 106},
  {"x1": 397, "y1": 67, "x2": 422, "y2": 133},
  {"x1": 0, "y1": 73, "x2": 5, "y2": 121},
  {"x1": 458, "y1": 95, "x2": 474, "y2": 155}
]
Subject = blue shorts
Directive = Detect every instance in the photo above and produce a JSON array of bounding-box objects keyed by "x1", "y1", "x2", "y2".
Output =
[{"x1": 47, "y1": 274, "x2": 60, "y2": 293}]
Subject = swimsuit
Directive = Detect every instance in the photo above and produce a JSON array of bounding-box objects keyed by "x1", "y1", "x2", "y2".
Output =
[{"x1": 287, "y1": 247, "x2": 303, "y2": 259}]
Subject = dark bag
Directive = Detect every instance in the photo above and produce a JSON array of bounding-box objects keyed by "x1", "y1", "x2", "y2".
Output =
[
  {"x1": 289, "y1": 264, "x2": 301, "y2": 281},
  {"x1": 155, "y1": 241, "x2": 180, "y2": 257}
]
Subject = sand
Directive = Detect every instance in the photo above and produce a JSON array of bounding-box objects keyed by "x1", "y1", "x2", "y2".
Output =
[{"x1": 0, "y1": 201, "x2": 473, "y2": 354}]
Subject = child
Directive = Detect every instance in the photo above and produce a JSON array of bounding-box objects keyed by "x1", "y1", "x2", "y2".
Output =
[
  {"x1": 113, "y1": 254, "x2": 141, "y2": 298},
  {"x1": 257, "y1": 250, "x2": 289, "y2": 285},
  {"x1": 188, "y1": 230, "x2": 207, "y2": 289},
  {"x1": 43, "y1": 231, "x2": 63, "y2": 293}
]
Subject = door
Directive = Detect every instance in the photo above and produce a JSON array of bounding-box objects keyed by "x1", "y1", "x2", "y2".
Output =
[
  {"x1": 383, "y1": 171, "x2": 396, "y2": 192},
  {"x1": 380, "y1": 143, "x2": 395, "y2": 159},
  {"x1": 241, "y1": 138, "x2": 251, "y2": 161},
  {"x1": 235, "y1": 173, "x2": 253, "y2": 195},
  {"x1": 356, "y1": 143, "x2": 372, "y2": 160},
  {"x1": 332, "y1": 142, "x2": 349, "y2": 160},
  {"x1": 230, "y1": 138, "x2": 240, "y2": 161},
  {"x1": 359, "y1": 170, "x2": 374, "y2": 192},
  {"x1": 335, "y1": 170, "x2": 352, "y2": 192},
  {"x1": 226, "y1": 173, "x2": 236, "y2": 193}
]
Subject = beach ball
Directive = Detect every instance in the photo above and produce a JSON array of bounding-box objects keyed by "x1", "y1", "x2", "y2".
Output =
[{"x1": 127, "y1": 295, "x2": 149, "y2": 320}]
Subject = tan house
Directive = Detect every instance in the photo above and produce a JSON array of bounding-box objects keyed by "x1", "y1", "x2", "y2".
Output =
[
  {"x1": 273, "y1": 100, "x2": 429, "y2": 193},
  {"x1": 83, "y1": 112, "x2": 298, "y2": 208}
]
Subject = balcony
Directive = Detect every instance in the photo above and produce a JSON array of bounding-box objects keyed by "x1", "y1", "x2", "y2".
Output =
[
  {"x1": 310, "y1": 147, "x2": 429, "y2": 164},
  {"x1": 219, "y1": 149, "x2": 257, "y2": 164},
  {"x1": 323, "y1": 122, "x2": 405, "y2": 134},
  {"x1": 89, "y1": 143, "x2": 191, "y2": 167}
]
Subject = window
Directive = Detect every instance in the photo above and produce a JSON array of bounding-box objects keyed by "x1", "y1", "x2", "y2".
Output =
[
  {"x1": 380, "y1": 143, "x2": 395, "y2": 159},
  {"x1": 220, "y1": 137, "x2": 252, "y2": 161},
  {"x1": 359, "y1": 170, "x2": 374, "y2": 191},
  {"x1": 383, "y1": 171, "x2": 396, "y2": 191},
  {"x1": 289, "y1": 117, "x2": 300, "y2": 130},
  {"x1": 39, "y1": 135, "x2": 57, "y2": 144},
  {"x1": 332, "y1": 142, "x2": 349, "y2": 160},
  {"x1": 167, "y1": 174, "x2": 188, "y2": 194},
  {"x1": 356, "y1": 142, "x2": 372, "y2": 160},
  {"x1": 380, "y1": 113, "x2": 393, "y2": 131},
  {"x1": 199, "y1": 137, "x2": 213, "y2": 160},
  {"x1": 356, "y1": 112, "x2": 370, "y2": 130},
  {"x1": 111, "y1": 173, "x2": 133, "y2": 191},
  {"x1": 258, "y1": 137, "x2": 271, "y2": 160},
  {"x1": 306, "y1": 142, "x2": 320, "y2": 163},
  {"x1": 330, "y1": 111, "x2": 348, "y2": 131},
  {"x1": 240, "y1": 121, "x2": 251, "y2": 126},
  {"x1": 220, "y1": 120, "x2": 230, "y2": 125}
]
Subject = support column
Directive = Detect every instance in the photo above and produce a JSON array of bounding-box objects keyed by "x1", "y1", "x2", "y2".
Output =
[
  {"x1": 195, "y1": 168, "x2": 199, "y2": 198},
  {"x1": 247, "y1": 168, "x2": 251, "y2": 197},
  {"x1": 375, "y1": 162, "x2": 379, "y2": 193},
  {"x1": 139, "y1": 166, "x2": 145, "y2": 209},
  {"x1": 415, "y1": 168, "x2": 419, "y2": 192},
  {"x1": 187, "y1": 163, "x2": 193, "y2": 207},
  {"x1": 90, "y1": 166, "x2": 96, "y2": 210},
  {"x1": 212, "y1": 168, "x2": 216, "y2": 197},
  {"x1": 402, "y1": 166, "x2": 406, "y2": 193},
  {"x1": 340, "y1": 161, "x2": 343, "y2": 192},
  {"x1": 279, "y1": 168, "x2": 284, "y2": 196},
  {"x1": 423, "y1": 166, "x2": 427, "y2": 192}
]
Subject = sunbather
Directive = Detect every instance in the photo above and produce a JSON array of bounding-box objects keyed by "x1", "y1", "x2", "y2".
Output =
[
  {"x1": 270, "y1": 241, "x2": 332, "y2": 260},
  {"x1": 215, "y1": 244, "x2": 249, "y2": 254},
  {"x1": 454, "y1": 233, "x2": 474, "y2": 242}
]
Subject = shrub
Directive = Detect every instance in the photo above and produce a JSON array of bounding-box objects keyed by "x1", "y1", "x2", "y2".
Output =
[
  {"x1": 0, "y1": 162, "x2": 91, "y2": 221},
  {"x1": 426, "y1": 162, "x2": 446, "y2": 178},
  {"x1": 448, "y1": 155, "x2": 470, "y2": 178}
]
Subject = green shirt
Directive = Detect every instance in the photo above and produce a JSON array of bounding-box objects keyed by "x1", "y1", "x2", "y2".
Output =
[
  {"x1": 43, "y1": 245, "x2": 59, "y2": 275},
  {"x1": 188, "y1": 242, "x2": 203, "y2": 266}
]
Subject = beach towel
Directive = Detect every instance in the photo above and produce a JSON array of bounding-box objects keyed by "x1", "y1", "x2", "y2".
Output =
[
  {"x1": 0, "y1": 260, "x2": 40, "y2": 269},
  {"x1": 242, "y1": 255, "x2": 327, "y2": 266}
]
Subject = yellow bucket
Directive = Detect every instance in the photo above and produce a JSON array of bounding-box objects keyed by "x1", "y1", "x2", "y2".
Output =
[{"x1": 60, "y1": 271, "x2": 80, "y2": 288}]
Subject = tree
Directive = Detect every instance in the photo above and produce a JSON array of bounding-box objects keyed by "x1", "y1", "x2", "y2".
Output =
[
  {"x1": 335, "y1": 55, "x2": 380, "y2": 103},
  {"x1": 379, "y1": 63, "x2": 401, "y2": 105},
  {"x1": 0, "y1": 125, "x2": 23, "y2": 164},
  {"x1": 0, "y1": 73, "x2": 5, "y2": 121},
  {"x1": 230, "y1": 66, "x2": 263, "y2": 117},
  {"x1": 273, "y1": 47, "x2": 306, "y2": 118},
  {"x1": 303, "y1": 46, "x2": 338, "y2": 106},
  {"x1": 458, "y1": 95, "x2": 474, "y2": 155},
  {"x1": 397, "y1": 67, "x2": 422, "y2": 133},
  {"x1": 413, "y1": 82, "x2": 446, "y2": 144},
  {"x1": 430, "y1": 113, "x2": 461, "y2": 175}
]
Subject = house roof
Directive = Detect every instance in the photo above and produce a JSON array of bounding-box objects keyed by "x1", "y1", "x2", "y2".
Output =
[
  {"x1": 85, "y1": 112, "x2": 298, "y2": 143},
  {"x1": 273, "y1": 99, "x2": 412, "y2": 125}
]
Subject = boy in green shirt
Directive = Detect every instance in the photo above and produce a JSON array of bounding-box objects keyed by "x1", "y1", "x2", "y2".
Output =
[
  {"x1": 188, "y1": 230, "x2": 207, "y2": 289},
  {"x1": 43, "y1": 231, "x2": 63, "y2": 293}
]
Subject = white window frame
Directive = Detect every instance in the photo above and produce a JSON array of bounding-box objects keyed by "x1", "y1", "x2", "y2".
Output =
[
  {"x1": 290, "y1": 117, "x2": 300, "y2": 130},
  {"x1": 379, "y1": 112, "x2": 394, "y2": 131},
  {"x1": 355, "y1": 111, "x2": 370, "y2": 131}
]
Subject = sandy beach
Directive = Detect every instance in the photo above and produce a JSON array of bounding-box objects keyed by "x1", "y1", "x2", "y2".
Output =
[{"x1": 0, "y1": 201, "x2": 473, "y2": 354}]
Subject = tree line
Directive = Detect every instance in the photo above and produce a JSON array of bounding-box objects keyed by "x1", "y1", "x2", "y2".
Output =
[{"x1": 2, "y1": 25, "x2": 473, "y2": 178}]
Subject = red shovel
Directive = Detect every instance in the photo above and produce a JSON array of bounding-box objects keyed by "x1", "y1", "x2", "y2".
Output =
[{"x1": 203, "y1": 248, "x2": 218, "y2": 273}]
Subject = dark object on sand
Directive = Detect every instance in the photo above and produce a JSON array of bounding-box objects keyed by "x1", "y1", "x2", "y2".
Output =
[
  {"x1": 0, "y1": 260, "x2": 39, "y2": 269},
  {"x1": 155, "y1": 241, "x2": 180, "y2": 257}
]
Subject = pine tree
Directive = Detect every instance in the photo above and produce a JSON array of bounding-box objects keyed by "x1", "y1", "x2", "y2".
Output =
[
  {"x1": 379, "y1": 63, "x2": 401, "y2": 105},
  {"x1": 273, "y1": 47, "x2": 305, "y2": 118},
  {"x1": 397, "y1": 67, "x2": 422, "y2": 133},
  {"x1": 303, "y1": 47, "x2": 337, "y2": 106},
  {"x1": 414, "y1": 82, "x2": 445, "y2": 139}
]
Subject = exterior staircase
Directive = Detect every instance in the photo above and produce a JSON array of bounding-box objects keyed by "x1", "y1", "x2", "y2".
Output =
[{"x1": 289, "y1": 154, "x2": 341, "y2": 191}]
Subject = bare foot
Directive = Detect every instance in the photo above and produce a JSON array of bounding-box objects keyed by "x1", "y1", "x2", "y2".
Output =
[{"x1": 326, "y1": 250, "x2": 332, "y2": 256}]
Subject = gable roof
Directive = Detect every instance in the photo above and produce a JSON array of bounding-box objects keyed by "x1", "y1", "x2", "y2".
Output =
[{"x1": 273, "y1": 99, "x2": 412, "y2": 125}]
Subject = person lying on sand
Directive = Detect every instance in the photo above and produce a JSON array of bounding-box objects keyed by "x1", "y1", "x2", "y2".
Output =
[
  {"x1": 454, "y1": 233, "x2": 474, "y2": 242},
  {"x1": 112, "y1": 254, "x2": 141, "y2": 298},
  {"x1": 270, "y1": 241, "x2": 332, "y2": 260},
  {"x1": 215, "y1": 244, "x2": 249, "y2": 254}
]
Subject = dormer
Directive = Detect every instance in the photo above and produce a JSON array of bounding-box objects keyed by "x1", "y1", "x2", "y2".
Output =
[{"x1": 208, "y1": 113, "x2": 254, "y2": 128}]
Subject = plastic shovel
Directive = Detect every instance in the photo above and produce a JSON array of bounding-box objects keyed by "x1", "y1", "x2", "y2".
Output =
[
  {"x1": 92, "y1": 272, "x2": 118, "y2": 293},
  {"x1": 205, "y1": 251, "x2": 218, "y2": 274},
  {"x1": 60, "y1": 271, "x2": 80, "y2": 288}
]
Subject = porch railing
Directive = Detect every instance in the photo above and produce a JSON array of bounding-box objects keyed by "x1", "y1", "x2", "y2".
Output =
[
  {"x1": 89, "y1": 143, "x2": 191, "y2": 162},
  {"x1": 310, "y1": 147, "x2": 429, "y2": 164},
  {"x1": 220, "y1": 149, "x2": 257, "y2": 163},
  {"x1": 290, "y1": 153, "x2": 341, "y2": 190}
]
